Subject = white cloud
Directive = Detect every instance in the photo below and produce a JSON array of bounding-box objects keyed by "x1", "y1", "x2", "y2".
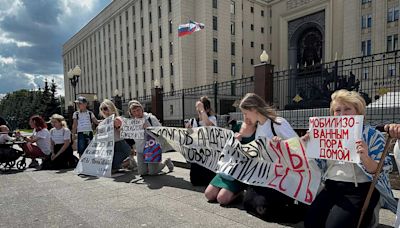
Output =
[
  {"x1": 0, "y1": 55, "x2": 15, "y2": 64},
  {"x1": 0, "y1": 35, "x2": 33, "y2": 47}
]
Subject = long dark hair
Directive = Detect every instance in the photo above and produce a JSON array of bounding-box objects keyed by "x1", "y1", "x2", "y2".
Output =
[
  {"x1": 30, "y1": 115, "x2": 47, "y2": 131},
  {"x1": 200, "y1": 96, "x2": 215, "y2": 116}
]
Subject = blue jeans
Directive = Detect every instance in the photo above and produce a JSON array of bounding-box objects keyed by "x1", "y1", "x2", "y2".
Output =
[{"x1": 77, "y1": 132, "x2": 93, "y2": 156}]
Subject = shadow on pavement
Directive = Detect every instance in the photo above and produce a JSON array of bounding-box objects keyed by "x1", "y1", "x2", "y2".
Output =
[{"x1": 122, "y1": 172, "x2": 206, "y2": 193}]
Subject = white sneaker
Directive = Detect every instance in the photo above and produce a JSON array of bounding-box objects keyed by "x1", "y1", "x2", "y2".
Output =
[{"x1": 165, "y1": 158, "x2": 174, "y2": 172}]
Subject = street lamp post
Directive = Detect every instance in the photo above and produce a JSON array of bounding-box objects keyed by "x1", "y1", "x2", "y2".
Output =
[
  {"x1": 68, "y1": 65, "x2": 81, "y2": 108},
  {"x1": 113, "y1": 89, "x2": 122, "y2": 111}
]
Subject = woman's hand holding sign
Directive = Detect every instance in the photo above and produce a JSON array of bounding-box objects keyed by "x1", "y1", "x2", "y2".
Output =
[{"x1": 356, "y1": 139, "x2": 378, "y2": 174}]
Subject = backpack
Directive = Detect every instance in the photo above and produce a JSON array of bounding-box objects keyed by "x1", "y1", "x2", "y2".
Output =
[
  {"x1": 242, "y1": 120, "x2": 308, "y2": 222},
  {"x1": 74, "y1": 111, "x2": 95, "y2": 130}
]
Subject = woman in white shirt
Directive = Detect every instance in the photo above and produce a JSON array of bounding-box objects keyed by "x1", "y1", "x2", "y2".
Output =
[
  {"x1": 49, "y1": 114, "x2": 77, "y2": 169},
  {"x1": 99, "y1": 99, "x2": 131, "y2": 170},
  {"x1": 239, "y1": 93, "x2": 302, "y2": 221},
  {"x1": 21, "y1": 115, "x2": 51, "y2": 168}
]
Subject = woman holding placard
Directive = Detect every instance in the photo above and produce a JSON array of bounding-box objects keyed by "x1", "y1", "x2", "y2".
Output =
[
  {"x1": 303, "y1": 90, "x2": 396, "y2": 228},
  {"x1": 127, "y1": 100, "x2": 174, "y2": 175},
  {"x1": 238, "y1": 93, "x2": 305, "y2": 222},
  {"x1": 99, "y1": 99, "x2": 130, "y2": 170},
  {"x1": 205, "y1": 116, "x2": 256, "y2": 205}
]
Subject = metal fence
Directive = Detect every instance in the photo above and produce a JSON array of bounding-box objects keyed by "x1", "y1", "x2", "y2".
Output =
[
  {"x1": 273, "y1": 51, "x2": 400, "y2": 128},
  {"x1": 116, "y1": 51, "x2": 399, "y2": 129}
]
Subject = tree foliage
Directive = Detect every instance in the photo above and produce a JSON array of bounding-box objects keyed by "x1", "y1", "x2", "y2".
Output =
[{"x1": 0, "y1": 79, "x2": 62, "y2": 129}]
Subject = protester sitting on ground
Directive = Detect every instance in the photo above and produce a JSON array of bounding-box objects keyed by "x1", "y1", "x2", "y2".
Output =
[
  {"x1": 384, "y1": 123, "x2": 400, "y2": 227},
  {"x1": 99, "y1": 99, "x2": 131, "y2": 171},
  {"x1": 48, "y1": 114, "x2": 78, "y2": 169},
  {"x1": 72, "y1": 96, "x2": 99, "y2": 157},
  {"x1": 0, "y1": 125, "x2": 13, "y2": 144},
  {"x1": 205, "y1": 115, "x2": 256, "y2": 205},
  {"x1": 184, "y1": 96, "x2": 217, "y2": 186},
  {"x1": 237, "y1": 93, "x2": 303, "y2": 221},
  {"x1": 128, "y1": 100, "x2": 173, "y2": 175},
  {"x1": 20, "y1": 115, "x2": 52, "y2": 168},
  {"x1": 303, "y1": 89, "x2": 397, "y2": 228}
]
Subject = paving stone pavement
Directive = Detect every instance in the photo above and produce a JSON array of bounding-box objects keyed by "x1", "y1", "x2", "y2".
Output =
[{"x1": 0, "y1": 154, "x2": 397, "y2": 228}]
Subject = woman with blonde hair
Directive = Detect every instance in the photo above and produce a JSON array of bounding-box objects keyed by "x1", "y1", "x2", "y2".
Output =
[
  {"x1": 48, "y1": 114, "x2": 78, "y2": 169},
  {"x1": 99, "y1": 99, "x2": 130, "y2": 170},
  {"x1": 303, "y1": 89, "x2": 397, "y2": 228},
  {"x1": 128, "y1": 100, "x2": 174, "y2": 175},
  {"x1": 239, "y1": 93, "x2": 304, "y2": 221}
]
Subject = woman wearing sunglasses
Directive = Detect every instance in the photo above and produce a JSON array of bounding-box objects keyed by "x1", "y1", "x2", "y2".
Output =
[{"x1": 99, "y1": 99, "x2": 130, "y2": 171}]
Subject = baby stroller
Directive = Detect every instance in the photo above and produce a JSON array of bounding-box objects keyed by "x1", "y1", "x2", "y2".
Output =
[{"x1": 0, "y1": 144, "x2": 24, "y2": 171}]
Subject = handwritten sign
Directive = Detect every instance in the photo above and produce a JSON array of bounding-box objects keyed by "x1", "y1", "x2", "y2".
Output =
[
  {"x1": 120, "y1": 117, "x2": 145, "y2": 140},
  {"x1": 146, "y1": 126, "x2": 321, "y2": 204},
  {"x1": 74, "y1": 115, "x2": 115, "y2": 177},
  {"x1": 218, "y1": 136, "x2": 320, "y2": 205},
  {"x1": 146, "y1": 126, "x2": 233, "y2": 171},
  {"x1": 306, "y1": 115, "x2": 363, "y2": 163}
]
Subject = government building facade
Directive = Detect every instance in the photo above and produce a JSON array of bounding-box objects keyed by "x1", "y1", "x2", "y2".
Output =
[{"x1": 63, "y1": 0, "x2": 399, "y2": 108}]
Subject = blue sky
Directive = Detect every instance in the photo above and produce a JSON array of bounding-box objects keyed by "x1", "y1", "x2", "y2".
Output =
[{"x1": 0, "y1": 0, "x2": 111, "y2": 97}]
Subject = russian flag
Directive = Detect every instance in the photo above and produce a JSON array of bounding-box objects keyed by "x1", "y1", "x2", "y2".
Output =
[{"x1": 178, "y1": 20, "x2": 205, "y2": 37}]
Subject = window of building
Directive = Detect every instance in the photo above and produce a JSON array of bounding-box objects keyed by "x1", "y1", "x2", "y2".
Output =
[
  {"x1": 250, "y1": 6, "x2": 253, "y2": 13},
  {"x1": 261, "y1": 27, "x2": 264, "y2": 33},
  {"x1": 133, "y1": 22, "x2": 136, "y2": 33},
  {"x1": 251, "y1": 24, "x2": 254, "y2": 30},
  {"x1": 250, "y1": 41, "x2": 254, "y2": 47},
  {"x1": 250, "y1": 59, "x2": 254, "y2": 65},
  {"x1": 158, "y1": 6, "x2": 161, "y2": 18},
  {"x1": 159, "y1": 26, "x2": 162, "y2": 38},
  {"x1": 168, "y1": 0, "x2": 172, "y2": 12},
  {"x1": 213, "y1": 0, "x2": 217, "y2": 9},
  {"x1": 261, "y1": 44, "x2": 264, "y2": 50},
  {"x1": 387, "y1": 34, "x2": 398, "y2": 52},
  {"x1": 213, "y1": 16, "x2": 218, "y2": 30},
  {"x1": 361, "y1": 0, "x2": 371, "y2": 4},
  {"x1": 213, "y1": 59, "x2": 218, "y2": 73},
  {"x1": 160, "y1": 46, "x2": 163, "y2": 58},
  {"x1": 135, "y1": 74, "x2": 138, "y2": 84},
  {"x1": 261, "y1": 10, "x2": 264, "y2": 17},
  {"x1": 388, "y1": 7, "x2": 400, "y2": 22},
  {"x1": 151, "y1": 69, "x2": 154, "y2": 80},
  {"x1": 134, "y1": 39, "x2": 136, "y2": 50},
  {"x1": 142, "y1": 53, "x2": 145, "y2": 63},
  {"x1": 231, "y1": 22, "x2": 235, "y2": 35},
  {"x1": 361, "y1": 40, "x2": 372, "y2": 56},
  {"x1": 170, "y1": 62, "x2": 174, "y2": 75},
  {"x1": 143, "y1": 71, "x2": 146, "y2": 82},
  {"x1": 363, "y1": 68, "x2": 369, "y2": 79},
  {"x1": 160, "y1": 65, "x2": 164, "y2": 78},
  {"x1": 231, "y1": 63, "x2": 236, "y2": 76},
  {"x1": 135, "y1": 57, "x2": 137, "y2": 67},
  {"x1": 388, "y1": 64, "x2": 396, "y2": 77},
  {"x1": 149, "y1": 12, "x2": 152, "y2": 24},
  {"x1": 141, "y1": 35, "x2": 144, "y2": 47},
  {"x1": 230, "y1": 1, "x2": 235, "y2": 14},
  {"x1": 140, "y1": 0, "x2": 143, "y2": 10},
  {"x1": 231, "y1": 42, "x2": 235, "y2": 55},
  {"x1": 169, "y1": 20, "x2": 172, "y2": 34},
  {"x1": 213, "y1": 38, "x2": 218, "y2": 52},
  {"x1": 169, "y1": 42, "x2": 173, "y2": 55},
  {"x1": 361, "y1": 14, "x2": 372, "y2": 28},
  {"x1": 141, "y1": 17, "x2": 143, "y2": 28},
  {"x1": 151, "y1": 50, "x2": 154, "y2": 61}
]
